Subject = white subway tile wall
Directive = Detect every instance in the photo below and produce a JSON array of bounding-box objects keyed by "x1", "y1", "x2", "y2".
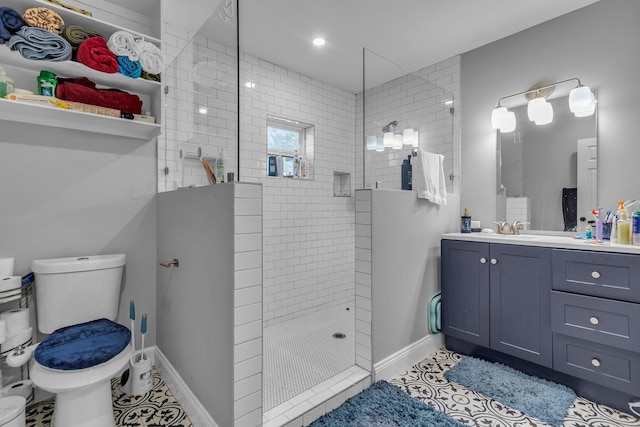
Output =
[
  {"x1": 234, "y1": 183, "x2": 264, "y2": 426},
  {"x1": 240, "y1": 53, "x2": 357, "y2": 327},
  {"x1": 354, "y1": 190, "x2": 373, "y2": 371},
  {"x1": 506, "y1": 197, "x2": 531, "y2": 230},
  {"x1": 356, "y1": 55, "x2": 461, "y2": 194}
]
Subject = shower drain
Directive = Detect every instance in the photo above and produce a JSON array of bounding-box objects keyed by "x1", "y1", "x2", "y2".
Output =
[{"x1": 332, "y1": 332, "x2": 346, "y2": 339}]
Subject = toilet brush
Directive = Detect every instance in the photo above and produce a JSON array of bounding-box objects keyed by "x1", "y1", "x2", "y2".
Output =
[
  {"x1": 129, "y1": 301, "x2": 136, "y2": 353},
  {"x1": 139, "y1": 313, "x2": 147, "y2": 362}
]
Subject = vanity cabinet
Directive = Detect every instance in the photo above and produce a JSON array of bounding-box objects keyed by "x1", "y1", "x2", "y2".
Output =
[
  {"x1": 551, "y1": 249, "x2": 640, "y2": 395},
  {"x1": 441, "y1": 239, "x2": 552, "y2": 367}
]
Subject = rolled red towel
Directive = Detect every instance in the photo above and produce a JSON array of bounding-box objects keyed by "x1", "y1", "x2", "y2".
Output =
[
  {"x1": 76, "y1": 36, "x2": 118, "y2": 74},
  {"x1": 56, "y1": 76, "x2": 143, "y2": 114}
]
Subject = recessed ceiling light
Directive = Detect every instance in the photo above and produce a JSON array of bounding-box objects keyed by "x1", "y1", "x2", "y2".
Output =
[{"x1": 312, "y1": 37, "x2": 326, "y2": 47}]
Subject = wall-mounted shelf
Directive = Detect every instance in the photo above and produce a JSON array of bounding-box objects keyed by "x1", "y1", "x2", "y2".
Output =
[
  {"x1": 0, "y1": 46, "x2": 160, "y2": 99},
  {"x1": 333, "y1": 171, "x2": 351, "y2": 197},
  {"x1": 0, "y1": 98, "x2": 161, "y2": 140}
]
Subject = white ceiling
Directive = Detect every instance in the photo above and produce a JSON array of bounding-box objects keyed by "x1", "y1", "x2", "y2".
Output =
[{"x1": 201, "y1": 0, "x2": 599, "y2": 93}]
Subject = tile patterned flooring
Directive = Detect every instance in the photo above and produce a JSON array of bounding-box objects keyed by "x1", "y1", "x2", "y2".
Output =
[
  {"x1": 390, "y1": 348, "x2": 640, "y2": 427},
  {"x1": 25, "y1": 367, "x2": 193, "y2": 427}
]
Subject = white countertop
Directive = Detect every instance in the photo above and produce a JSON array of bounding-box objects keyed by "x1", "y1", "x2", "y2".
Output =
[{"x1": 442, "y1": 232, "x2": 640, "y2": 254}]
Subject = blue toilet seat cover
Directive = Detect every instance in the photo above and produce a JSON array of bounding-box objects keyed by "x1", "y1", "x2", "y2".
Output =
[{"x1": 35, "y1": 318, "x2": 131, "y2": 371}]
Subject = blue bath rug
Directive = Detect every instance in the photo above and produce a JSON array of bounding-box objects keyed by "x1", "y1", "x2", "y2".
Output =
[
  {"x1": 444, "y1": 356, "x2": 576, "y2": 426},
  {"x1": 308, "y1": 380, "x2": 465, "y2": 427}
]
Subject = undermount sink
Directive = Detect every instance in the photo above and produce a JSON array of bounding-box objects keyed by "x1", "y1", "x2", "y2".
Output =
[{"x1": 481, "y1": 233, "x2": 539, "y2": 240}]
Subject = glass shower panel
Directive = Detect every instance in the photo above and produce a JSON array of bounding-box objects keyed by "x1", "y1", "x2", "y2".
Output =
[
  {"x1": 359, "y1": 48, "x2": 457, "y2": 193},
  {"x1": 159, "y1": 0, "x2": 238, "y2": 192}
]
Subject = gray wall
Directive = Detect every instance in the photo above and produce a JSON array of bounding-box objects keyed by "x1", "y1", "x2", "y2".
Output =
[
  {"x1": 371, "y1": 190, "x2": 459, "y2": 363},
  {"x1": 157, "y1": 185, "x2": 235, "y2": 427},
  {"x1": 461, "y1": 1, "x2": 640, "y2": 228},
  {"x1": 0, "y1": 125, "x2": 157, "y2": 343}
]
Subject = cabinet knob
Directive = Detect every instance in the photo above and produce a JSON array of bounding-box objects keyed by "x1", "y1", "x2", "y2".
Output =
[
  {"x1": 491, "y1": 258, "x2": 498, "y2": 265},
  {"x1": 591, "y1": 358, "x2": 601, "y2": 367},
  {"x1": 591, "y1": 271, "x2": 601, "y2": 279},
  {"x1": 480, "y1": 257, "x2": 487, "y2": 264},
  {"x1": 590, "y1": 316, "x2": 599, "y2": 325}
]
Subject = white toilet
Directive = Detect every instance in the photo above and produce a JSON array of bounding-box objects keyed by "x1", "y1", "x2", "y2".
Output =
[{"x1": 29, "y1": 254, "x2": 131, "y2": 427}]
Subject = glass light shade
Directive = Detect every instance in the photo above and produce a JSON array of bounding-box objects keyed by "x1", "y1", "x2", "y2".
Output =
[
  {"x1": 365, "y1": 135, "x2": 377, "y2": 151},
  {"x1": 383, "y1": 132, "x2": 394, "y2": 147},
  {"x1": 392, "y1": 134, "x2": 403, "y2": 149},
  {"x1": 535, "y1": 100, "x2": 553, "y2": 125},
  {"x1": 491, "y1": 107, "x2": 508, "y2": 129},
  {"x1": 412, "y1": 131, "x2": 419, "y2": 148},
  {"x1": 375, "y1": 137, "x2": 384, "y2": 152},
  {"x1": 402, "y1": 128, "x2": 414, "y2": 145},
  {"x1": 527, "y1": 98, "x2": 546, "y2": 122},
  {"x1": 569, "y1": 86, "x2": 596, "y2": 117},
  {"x1": 500, "y1": 111, "x2": 516, "y2": 133}
]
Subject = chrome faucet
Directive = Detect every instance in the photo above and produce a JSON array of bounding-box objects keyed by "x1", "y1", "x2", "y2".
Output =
[{"x1": 492, "y1": 220, "x2": 529, "y2": 235}]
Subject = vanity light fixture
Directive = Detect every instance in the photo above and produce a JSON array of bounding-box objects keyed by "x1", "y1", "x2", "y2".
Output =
[
  {"x1": 402, "y1": 128, "x2": 414, "y2": 145},
  {"x1": 491, "y1": 78, "x2": 595, "y2": 133},
  {"x1": 368, "y1": 120, "x2": 419, "y2": 152}
]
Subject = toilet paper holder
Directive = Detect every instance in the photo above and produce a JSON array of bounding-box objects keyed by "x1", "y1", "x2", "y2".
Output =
[{"x1": 158, "y1": 259, "x2": 179, "y2": 268}]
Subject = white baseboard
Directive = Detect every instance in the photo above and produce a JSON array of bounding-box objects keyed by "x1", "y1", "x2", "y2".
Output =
[
  {"x1": 373, "y1": 334, "x2": 444, "y2": 382},
  {"x1": 152, "y1": 346, "x2": 219, "y2": 427}
]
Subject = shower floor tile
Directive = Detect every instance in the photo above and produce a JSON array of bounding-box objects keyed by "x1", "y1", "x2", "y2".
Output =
[
  {"x1": 263, "y1": 306, "x2": 356, "y2": 412},
  {"x1": 25, "y1": 367, "x2": 193, "y2": 427}
]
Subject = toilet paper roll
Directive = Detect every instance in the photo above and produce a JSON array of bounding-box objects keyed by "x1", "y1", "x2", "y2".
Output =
[
  {"x1": 2, "y1": 380, "x2": 33, "y2": 400},
  {"x1": 0, "y1": 308, "x2": 30, "y2": 334},
  {"x1": 0, "y1": 276, "x2": 21, "y2": 302},
  {"x1": 0, "y1": 257, "x2": 14, "y2": 277},
  {"x1": 0, "y1": 327, "x2": 32, "y2": 353}
]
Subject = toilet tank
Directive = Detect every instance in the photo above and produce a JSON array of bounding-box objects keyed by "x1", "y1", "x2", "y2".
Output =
[{"x1": 31, "y1": 254, "x2": 126, "y2": 334}]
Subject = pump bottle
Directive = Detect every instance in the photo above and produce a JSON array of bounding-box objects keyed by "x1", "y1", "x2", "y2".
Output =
[{"x1": 618, "y1": 208, "x2": 631, "y2": 245}]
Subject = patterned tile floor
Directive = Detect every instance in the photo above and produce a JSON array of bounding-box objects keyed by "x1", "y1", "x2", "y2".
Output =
[
  {"x1": 390, "y1": 348, "x2": 640, "y2": 427},
  {"x1": 25, "y1": 367, "x2": 193, "y2": 427}
]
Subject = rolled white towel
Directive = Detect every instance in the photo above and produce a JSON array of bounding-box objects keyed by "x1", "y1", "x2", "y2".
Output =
[
  {"x1": 135, "y1": 39, "x2": 165, "y2": 74},
  {"x1": 107, "y1": 30, "x2": 141, "y2": 61}
]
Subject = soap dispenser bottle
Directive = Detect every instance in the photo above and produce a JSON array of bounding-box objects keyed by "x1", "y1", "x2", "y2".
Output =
[
  {"x1": 618, "y1": 207, "x2": 631, "y2": 245},
  {"x1": 401, "y1": 155, "x2": 412, "y2": 190},
  {"x1": 461, "y1": 208, "x2": 471, "y2": 233}
]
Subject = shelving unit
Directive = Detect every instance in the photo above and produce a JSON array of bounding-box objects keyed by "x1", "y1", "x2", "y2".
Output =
[
  {"x1": 0, "y1": 282, "x2": 34, "y2": 404},
  {"x1": 1, "y1": 0, "x2": 162, "y2": 140}
]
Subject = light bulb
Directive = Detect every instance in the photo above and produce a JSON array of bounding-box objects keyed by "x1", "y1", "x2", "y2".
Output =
[
  {"x1": 392, "y1": 134, "x2": 403, "y2": 149},
  {"x1": 383, "y1": 132, "x2": 394, "y2": 147},
  {"x1": 402, "y1": 128, "x2": 414, "y2": 145},
  {"x1": 569, "y1": 86, "x2": 595, "y2": 117},
  {"x1": 500, "y1": 111, "x2": 516, "y2": 133},
  {"x1": 491, "y1": 107, "x2": 508, "y2": 129},
  {"x1": 366, "y1": 135, "x2": 377, "y2": 151},
  {"x1": 412, "y1": 131, "x2": 419, "y2": 148},
  {"x1": 535, "y1": 100, "x2": 553, "y2": 125}
]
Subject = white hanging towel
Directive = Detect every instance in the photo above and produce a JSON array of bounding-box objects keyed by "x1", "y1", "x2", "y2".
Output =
[{"x1": 414, "y1": 150, "x2": 447, "y2": 205}]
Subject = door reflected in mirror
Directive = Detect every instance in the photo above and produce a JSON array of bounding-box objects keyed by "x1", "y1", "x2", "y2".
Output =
[{"x1": 496, "y1": 92, "x2": 597, "y2": 232}]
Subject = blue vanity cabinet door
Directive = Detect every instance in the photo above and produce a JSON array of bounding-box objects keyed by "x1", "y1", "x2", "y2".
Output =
[
  {"x1": 441, "y1": 239, "x2": 490, "y2": 347},
  {"x1": 489, "y1": 244, "x2": 553, "y2": 368}
]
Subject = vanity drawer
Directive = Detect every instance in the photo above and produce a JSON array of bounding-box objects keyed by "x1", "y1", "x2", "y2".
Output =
[
  {"x1": 551, "y1": 291, "x2": 640, "y2": 352},
  {"x1": 552, "y1": 249, "x2": 640, "y2": 302},
  {"x1": 553, "y1": 334, "x2": 640, "y2": 395}
]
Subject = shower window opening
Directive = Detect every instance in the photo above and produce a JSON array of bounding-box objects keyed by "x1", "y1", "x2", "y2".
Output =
[{"x1": 267, "y1": 116, "x2": 314, "y2": 179}]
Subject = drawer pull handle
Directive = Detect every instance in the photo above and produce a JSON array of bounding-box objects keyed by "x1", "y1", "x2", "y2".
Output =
[
  {"x1": 590, "y1": 316, "x2": 599, "y2": 325},
  {"x1": 480, "y1": 257, "x2": 487, "y2": 264},
  {"x1": 592, "y1": 358, "x2": 601, "y2": 367},
  {"x1": 591, "y1": 271, "x2": 601, "y2": 279},
  {"x1": 491, "y1": 258, "x2": 498, "y2": 265}
]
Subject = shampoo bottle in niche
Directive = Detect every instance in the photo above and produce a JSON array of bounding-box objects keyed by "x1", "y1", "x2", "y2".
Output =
[{"x1": 461, "y1": 208, "x2": 471, "y2": 233}]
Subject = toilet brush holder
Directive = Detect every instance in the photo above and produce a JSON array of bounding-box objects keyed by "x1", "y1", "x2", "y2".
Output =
[{"x1": 120, "y1": 350, "x2": 152, "y2": 396}]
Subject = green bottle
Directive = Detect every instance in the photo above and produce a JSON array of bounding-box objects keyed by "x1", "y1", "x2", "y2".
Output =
[{"x1": 38, "y1": 70, "x2": 57, "y2": 97}]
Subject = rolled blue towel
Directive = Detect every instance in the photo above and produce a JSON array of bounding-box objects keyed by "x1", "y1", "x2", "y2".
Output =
[
  {"x1": 117, "y1": 55, "x2": 142, "y2": 78},
  {"x1": 7, "y1": 26, "x2": 72, "y2": 61},
  {"x1": 0, "y1": 7, "x2": 25, "y2": 43}
]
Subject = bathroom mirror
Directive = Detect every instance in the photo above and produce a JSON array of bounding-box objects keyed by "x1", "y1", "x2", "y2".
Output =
[{"x1": 496, "y1": 92, "x2": 597, "y2": 232}]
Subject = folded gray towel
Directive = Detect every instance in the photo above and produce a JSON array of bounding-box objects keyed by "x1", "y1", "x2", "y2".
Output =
[{"x1": 7, "y1": 26, "x2": 72, "y2": 61}]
